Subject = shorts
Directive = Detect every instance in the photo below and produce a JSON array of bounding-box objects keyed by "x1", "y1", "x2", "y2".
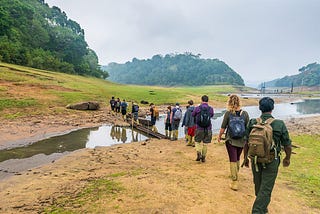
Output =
[
  {"x1": 172, "y1": 120, "x2": 180, "y2": 130},
  {"x1": 194, "y1": 129, "x2": 212, "y2": 143},
  {"x1": 187, "y1": 126, "x2": 196, "y2": 137},
  {"x1": 121, "y1": 109, "x2": 127, "y2": 115},
  {"x1": 165, "y1": 122, "x2": 172, "y2": 131}
]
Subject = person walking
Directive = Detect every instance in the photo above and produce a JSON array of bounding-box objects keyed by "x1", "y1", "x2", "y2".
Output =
[
  {"x1": 217, "y1": 94, "x2": 250, "y2": 191},
  {"x1": 243, "y1": 97, "x2": 292, "y2": 214},
  {"x1": 115, "y1": 98, "x2": 121, "y2": 113},
  {"x1": 149, "y1": 103, "x2": 159, "y2": 133},
  {"x1": 184, "y1": 100, "x2": 196, "y2": 146},
  {"x1": 120, "y1": 99, "x2": 128, "y2": 121},
  {"x1": 109, "y1": 96, "x2": 116, "y2": 114},
  {"x1": 192, "y1": 95, "x2": 214, "y2": 162},
  {"x1": 170, "y1": 103, "x2": 182, "y2": 141},
  {"x1": 181, "y1": 105, "x2": 190, "y2": 143},
  {"x1": 164, "y1": 106, "x2": 172, "y2": 139},
  {"x1": 131, "y1": 102, "x2": 139, "y2": 124}
]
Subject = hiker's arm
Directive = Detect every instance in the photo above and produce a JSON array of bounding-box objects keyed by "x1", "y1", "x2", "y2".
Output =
[
  {"x1": 283, "y1": 145, "x2": 292, "y2": 167},
  {"x1": 242, "y1": 141, "x2": 249, "y2": 168},
  {"x1": 217, "y1": 128, "x2": 225, "y2": 143}
]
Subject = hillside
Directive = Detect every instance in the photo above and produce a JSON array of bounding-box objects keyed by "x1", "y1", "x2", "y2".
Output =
[
  {"x1": 104, "y1": 53, "x2": 244, "y2": 86},
  {"x1": 0, "y1": 0, "x2": 107, "y2": 78},
  {"x1": 0, "y1": 62, "x2": 249, "y2": 119},
  {"x1": 263, "y1": 62, "x2": 320, "y2": 88}
]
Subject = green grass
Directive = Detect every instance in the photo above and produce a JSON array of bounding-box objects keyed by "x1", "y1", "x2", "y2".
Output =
[
  {"x1": 280, "y1": 135, "x2": 320, "y2": 209},
  {"x1": 44, "y1": 173, "x2": 126, "y2": 213},
  {"x1": 0, "y1": 98, "x2": 38, "y2": 111},
  {"x1": 0, "y1": 62, "x2": 245, "y2": 118}
]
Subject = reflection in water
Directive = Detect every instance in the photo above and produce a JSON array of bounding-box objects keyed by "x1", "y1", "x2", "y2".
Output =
[
  {"x1": 85, "y1": 125, "x2": 148, "y2": 148},
  {"x1": 0, "y1": 126, "x2": 148, "y2": 163},
  {"x1": 296, "y1": 99, "x2": 320, "y2": 114}
]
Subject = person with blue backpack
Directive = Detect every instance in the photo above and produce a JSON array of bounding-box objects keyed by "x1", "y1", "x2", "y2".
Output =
[
  {"x1": 192, "y1": 95, "x2": 214, "y2": 162},
  {"x1": 170, "y1": 103, "x2": 182, "y2": 141},
  {"x1": 217, "y1": 94, "x2": 249, "y2": 191}
]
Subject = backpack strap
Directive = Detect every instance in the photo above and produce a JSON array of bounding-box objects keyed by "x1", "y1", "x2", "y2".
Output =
[{"x1": 265, "y1": 118, "x2": 275, "y2": 124}]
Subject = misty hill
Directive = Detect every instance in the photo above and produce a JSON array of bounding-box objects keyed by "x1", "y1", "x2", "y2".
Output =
[
  {"x1": 104, "y1": 53, "x2": 244, "y2": 86},
  {"x1": 0, "y1": 0, "x2": 107, "y2": 78},
  {"x1": 262, "y1": 63, "x2": 320, "y2": 88}
]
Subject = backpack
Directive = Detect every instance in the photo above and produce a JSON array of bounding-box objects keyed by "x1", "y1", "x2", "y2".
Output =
[
  {"x1": 116, "y1": 101, "x2": 120, "y2": 107},
  {"x1": 248, "y1": 118, "x2": 276, "y2": 164},
  {"x1": 154, "y1": 107, "x2": 160, "y2": 119},
  {"x1": 133, "y1": 105, "x2": 139, "y2": 112},
  {"x1": 110, "y1": 99, "x2": 116, "y2": 107},
  {"x1": 228, "y1": 111, "x2": 246, "y2": 139},
  {"x1": 197, "y1": 106, "x2": 211, "y2": 128},
  {"x1": 173, "y1": 108, "x2": 182, "y2": 120}
]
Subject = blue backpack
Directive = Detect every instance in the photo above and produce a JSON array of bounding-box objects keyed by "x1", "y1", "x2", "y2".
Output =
[{"x1": 228, "y1": 111, "x2": 246, "y2": 139}]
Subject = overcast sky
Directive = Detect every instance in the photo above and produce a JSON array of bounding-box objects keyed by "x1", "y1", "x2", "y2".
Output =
[{"x1": 45, "y1": 0, "x2": 320, "y2": 84}]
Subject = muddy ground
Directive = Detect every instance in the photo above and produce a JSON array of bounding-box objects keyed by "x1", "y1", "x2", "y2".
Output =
[{"x1": 0, "y1": 104, "x2": 319, "y2": 213}]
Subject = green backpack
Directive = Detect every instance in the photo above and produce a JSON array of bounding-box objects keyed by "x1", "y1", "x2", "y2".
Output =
[{"x1": 248, "y1": 118, "x2": 277, "y2": 165}]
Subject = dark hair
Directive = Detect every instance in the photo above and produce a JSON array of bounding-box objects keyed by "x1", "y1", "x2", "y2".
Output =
[
  {"x1": 201, "y1": 95, "x2": 209, "y2": 102},
  {"x1": 188, "y1": 100, "x2": 194, "y2": 105},
  {"x1": 167, "y1": 106, "x2": 171, "y2": 111},
  {"x1": 149, "y1": 103, "x2": 154, "y2": 106},
  {"x1": 112, "y1": 96, "x2": 114, "y2": 99},
  {"x1": 259, "y1": 97, "x2": 274, "y2": 113}
]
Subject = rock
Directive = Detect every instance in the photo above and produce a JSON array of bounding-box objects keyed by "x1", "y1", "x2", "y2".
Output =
[
  {"x1": 140, "y1": 100, "x2": 149, "y2": 104},
  {"x1": 66, "y1": 101, "x2": 100, "y2": 110}
]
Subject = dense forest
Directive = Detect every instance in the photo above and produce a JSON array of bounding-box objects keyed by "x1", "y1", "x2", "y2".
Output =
[
  {"x1": 105, "y1": 53, "x2": 244, "y2": 86},
  {"x1": 262, "y1": 62, "x2": 320, "y2": 87},
  {"x1": 0, "y1": 0, "x2": 108, "y2": 78}
]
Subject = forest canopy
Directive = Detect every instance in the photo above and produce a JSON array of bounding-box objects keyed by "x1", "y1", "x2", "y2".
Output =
[
  {"x1": 105, "y1": 53, "x2": 244, "y2": 86},
  {"x1": 0, "y1": 0, "x2": 108, "y2": 78}
]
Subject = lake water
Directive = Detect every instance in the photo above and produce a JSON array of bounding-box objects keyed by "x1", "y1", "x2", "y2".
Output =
[{"x1": 0, "y1": 99, "x2": 319, "y2": 175}]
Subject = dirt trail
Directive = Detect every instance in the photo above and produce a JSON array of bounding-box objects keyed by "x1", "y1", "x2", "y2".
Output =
[
  {"x1": 0, "y1": 134, "x2": 319, "y2": 213},
  {"x1": 0, "y1": 107, "x2": 319, "y2": 213}
]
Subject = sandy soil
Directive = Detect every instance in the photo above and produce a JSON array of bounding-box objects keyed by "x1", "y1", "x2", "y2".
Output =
[{"x1": 0, "y1": 105, "x2": 319, "y2": 213}]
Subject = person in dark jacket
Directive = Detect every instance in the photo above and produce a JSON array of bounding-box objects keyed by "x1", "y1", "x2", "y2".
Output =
[
  {"x1": 192, "y1": 95, "x2": 214, "y2": 162},
  {"x1": 243, "y1": 97, "x2": 292, "y2": 214},
  {"x1": 184, "y1": 100, "x2": 196, "y2": 146}
]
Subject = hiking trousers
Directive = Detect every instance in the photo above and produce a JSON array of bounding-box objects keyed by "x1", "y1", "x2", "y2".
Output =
[{"x1": 251, "y1": 158, "x2": 280, "y2": 214}]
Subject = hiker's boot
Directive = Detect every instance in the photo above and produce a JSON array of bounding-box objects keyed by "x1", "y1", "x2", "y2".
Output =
[
  {"x1": 201, "y1": 144, "x2": 207, "y2": 162},
  {"x1": 230, "y1": 162, "x2": 238, "y2": 191},
  {"x1": 237, "y1": 161, "x2": 240, "y2": 172},
  {"x1": 186, "y1": 135, "x2": 193, "y2": 146},
  {"x1": 196, "y1": 152, "x2": 202, "y2": 161},
  {"x1": 165, "y1": 130, "x2": 169, "y2": 138},
  {"x1": 169, "y1": 131, "x2": 172, "y2": 139},
  {"x1": 175, "y1": 130, "x2": 179, "y2": 140},
  {"x1": 201, "y1": 155, "x2": 206, "y2": 162}
]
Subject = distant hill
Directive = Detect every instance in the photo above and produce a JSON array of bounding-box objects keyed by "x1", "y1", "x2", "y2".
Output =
[
  {"x1": 104, "y1": 53, "x2": 244, "y2": 86},
  {"x1": 0, "y1": 0, "x2": 107, "y2": 78},
  {"x1": 262, "y1": 62, "x2": 320, "y2": 88}
]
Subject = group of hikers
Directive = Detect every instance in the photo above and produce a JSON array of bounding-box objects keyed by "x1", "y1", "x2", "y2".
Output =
[
  {"x1": 109, "y1": 96, "x2": 139, "y2": 122},
  {"x1": 109, "y1": 94, "x2": 292, "y2": 214}
]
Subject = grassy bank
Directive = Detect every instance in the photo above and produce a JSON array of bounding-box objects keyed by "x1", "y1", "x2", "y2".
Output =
[
  {"x1": 280, "y1": 134, "x2": 320, "y2": 209},
  {"x1": 0, "y1": 63, "x2": 248, "y2": 118}
]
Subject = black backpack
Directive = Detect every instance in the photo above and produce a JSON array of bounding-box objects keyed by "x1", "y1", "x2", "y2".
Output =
[
  {"x1": 133, "y1": 105, "x2": 139, "y2": 112},
  {"x1": 228, "y1": 111, "x2": 246, "y2": 139},
  {"x1": 197, "y1": 106, "x2": 211, "y2": 128}
]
